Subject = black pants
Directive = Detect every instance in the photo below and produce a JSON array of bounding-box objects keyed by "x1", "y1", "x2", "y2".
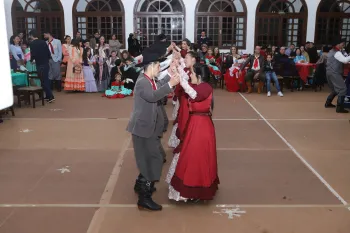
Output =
[{"x1": 37, "y1": 64, "x2": 54, "y2": 99}]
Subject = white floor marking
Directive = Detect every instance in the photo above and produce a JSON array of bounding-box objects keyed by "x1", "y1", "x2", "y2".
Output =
[
  {"x1": 213, "y1": 206, "x2": 246, "y2": 219},
  {"x1": 19, "y1": 129, "x2": 33, "y2": 133},
  {"x1": 49, "y1": 109, "x2": 63, "y2": 112},
  {"x1": 5, "y1": 117, "x2": 349, "y2": 121},
  {"x1": 239, "y1": 93, "x2": 350, "y2": 211},
  {"x1": 86, "y1": 136, "x2": 131, "y2": 233},
  {"x1": 57, "y1": 166, "x2": 71, "y2": 174},
  {"x1": 0, "y1": 204, "x2": 346, "y2": 208}
]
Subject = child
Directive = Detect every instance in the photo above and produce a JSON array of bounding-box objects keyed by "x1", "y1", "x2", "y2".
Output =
[
  {"x1": 264, "y1": 54, "x2": 283, "y2": 97},
  {"x1": 82, "y1": 48, "x2": 98, "y2": 92}
]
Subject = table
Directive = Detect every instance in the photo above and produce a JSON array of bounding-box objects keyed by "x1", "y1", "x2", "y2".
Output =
[
  {"x1": 295, "y1": 63, "x2": 316, "y2": 83},
  {"x1": 11, "y1": 72, "x2": 28, "y2": 86}
]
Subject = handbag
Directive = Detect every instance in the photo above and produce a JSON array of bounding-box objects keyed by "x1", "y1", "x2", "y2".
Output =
[{"x1": 73, "y1": 65, "x2": 82, "y2": 74}]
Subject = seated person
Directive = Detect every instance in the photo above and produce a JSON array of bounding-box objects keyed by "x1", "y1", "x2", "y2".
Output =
[
  {"x1": 275, "y1": 47, "x2": 295, "y2": 76},
  {"x1": 294, "y1": 48, "x2": 307, "y2": 63},
  {"x1": 264, "y1": 54, "x2": 283, "y2": 97},
  {"x1": 120, "y1": 56, "x2": 140, "y2": 90},
  {"x1": 239, "y1": 45, "x2": 266, "y2": 94},
  {"x1": 205, "y1": 47, "x2": 221, "y2": 79}
]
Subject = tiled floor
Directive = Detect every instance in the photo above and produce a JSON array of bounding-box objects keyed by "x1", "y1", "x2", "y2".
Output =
[{"x1": 0, "y1": 88, "x2": 349, "y2": 233}]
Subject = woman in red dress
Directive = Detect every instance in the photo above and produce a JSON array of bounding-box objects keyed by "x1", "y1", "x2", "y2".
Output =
[
  {"x1": 224, "y1": 46, "x2": 247, "y2": 92},
  {"x1": 168, "y1": 51, "x2": 197, "y2": 148},
  {"x1": 166, "y1": 64, "x2": 219, "y2": 202}
]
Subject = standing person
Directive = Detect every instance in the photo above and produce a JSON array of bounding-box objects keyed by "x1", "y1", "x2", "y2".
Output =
[
  {"x1": 82, "y1": 48, "x2": 98, "y2": 93},
  {"x1": 109, "y1": 34, "x2": 122, "y2": 57},
  {"x1": 167, "y1": 64, "x2": 219, "y2": 202},
  {"x1": 28, "y1": 29, "x2": 55, "y2": 102},
  {"x1": 128, "y1": 33, "x2": 141, "y2": 57},
  {"x1": 9, "y1": 35, "x2": 24, "y2": 71},
  {"x1": 168, "y1": 51, "x2": 196, "y2": 149},
  {"x1": 325, "y1": 38, "x2": 350, "y2": 113},
  {"x1": 197, "y1": 30, "x2": 211, "y2": 47},
  {"x1": 94, "y1": 36, "x2": 110, "y2": 92},
  {"x1": 44, "y1": 31, "x2": 62, "y2": 92},
  {"x1": 127, "y1": 47, "x2": 179, "y2": 211},
  {"x1": 64, "y1": 39, "x2": 85, "y2": 91}
]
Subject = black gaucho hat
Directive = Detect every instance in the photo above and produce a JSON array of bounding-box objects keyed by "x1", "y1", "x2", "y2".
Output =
[
  {"x1": 331, "y1": 37, "x2": 347, "y2": 47},
  {"x1": 136, "y1": 47, "x2": 167, "y2": 67}
]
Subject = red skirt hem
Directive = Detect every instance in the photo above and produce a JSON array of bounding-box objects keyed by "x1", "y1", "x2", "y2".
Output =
[{"x1": 171, "y1": 175, "x2": 220, "y2": 200}]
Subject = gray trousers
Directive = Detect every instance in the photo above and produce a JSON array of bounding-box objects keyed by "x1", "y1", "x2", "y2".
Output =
[
  {"x1": 326, "y1": 71, "x2": 347, "y2": 102},
  {"x1": 49, "y1": 59, "x2": 62, "y2": 81},
  {"x1": 132, "y1": 106, "x2": 165, "y2": 181}
]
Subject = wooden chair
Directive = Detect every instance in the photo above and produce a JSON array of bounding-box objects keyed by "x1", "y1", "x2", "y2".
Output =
[{"x1": 16, "y1": 70, "x2": 45, "y2": 108}]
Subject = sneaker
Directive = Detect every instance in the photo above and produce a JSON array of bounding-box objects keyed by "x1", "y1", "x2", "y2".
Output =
[
  {"x1": 47, "y1": 97, "x2": 55, "y2": 103},
  {"x1": 267, "y1": 91, "x2": 271, "y2": 97},
  {"x1": 278, "y1": 92, "x2": 284, "y2": 97}
]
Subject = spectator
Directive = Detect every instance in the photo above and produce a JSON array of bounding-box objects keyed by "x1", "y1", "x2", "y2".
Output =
[
  {"x1": 197, "y1": 30, "x2": 211, "y2": 47},
  {"x1": 300, "y1": 45, "x2": 310, "y2": 63},
  {"x1": 285, "y1": 44, "x2": 296, "y2": 57},
  {"x1": 264, "y1": 54, "x2": 283, "y2": 97}
]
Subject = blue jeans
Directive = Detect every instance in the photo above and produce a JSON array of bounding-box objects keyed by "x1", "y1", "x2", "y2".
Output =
[{"x1": 265, "y1": 71, "x2": 281, "y2": 92}]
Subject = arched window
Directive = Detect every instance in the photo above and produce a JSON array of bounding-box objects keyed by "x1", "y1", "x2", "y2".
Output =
[
  {"x1": 134, "y1": 0, "x2": 185, "y2": 48},
  {"x1": 73, "y1": 0, "x2": 125, "y2": 42},
  {"x1": 12, "y1": 0, "x2": 65, "y2": 40},
  {"x1": 195, "y1": 0, "x2": 247, "y2": 48},
  {"x1": 255, "y1": 0, "x2": 308, "y2": 47},
  {"x1": 315, "y1": 0, "x2": 350, "y2": 46}
]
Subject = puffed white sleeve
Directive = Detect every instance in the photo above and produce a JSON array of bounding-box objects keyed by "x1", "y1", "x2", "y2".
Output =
[{"x1": 177, "y1": 66, "x2": 197, "y2": 99}]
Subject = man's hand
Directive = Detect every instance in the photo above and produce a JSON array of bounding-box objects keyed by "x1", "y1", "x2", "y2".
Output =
[{"x1": 169, "y1": 73, "x2": 180, "y2": 87}]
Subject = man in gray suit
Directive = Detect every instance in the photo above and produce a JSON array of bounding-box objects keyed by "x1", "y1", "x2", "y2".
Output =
[
  {"x1": 126, "y1": 47, "x2": 179, "y2": 211},
  {"x1": 325, "y1": 38, "x2": 350, "y2": 113}
]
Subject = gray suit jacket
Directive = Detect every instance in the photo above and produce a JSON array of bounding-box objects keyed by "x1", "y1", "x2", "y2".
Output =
[{"x1": 126, "y1": 73, "x2": 172, "y2": 138}]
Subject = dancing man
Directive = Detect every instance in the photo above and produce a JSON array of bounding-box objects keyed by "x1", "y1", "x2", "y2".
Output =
[
  {"x1": 325, "y1": 38, "x2": 350, "y2": 113},
  {"x1": 127, "y1": 47, "x2": 180, "y2": 211}
]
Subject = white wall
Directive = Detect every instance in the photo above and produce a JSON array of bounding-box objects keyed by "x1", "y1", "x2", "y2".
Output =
[{"x1": 5, "y1": 0, "x2": 321, "y2": 53}]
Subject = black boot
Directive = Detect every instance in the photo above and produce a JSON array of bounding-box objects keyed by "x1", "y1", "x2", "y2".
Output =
[
  {"x1": 137, "y1": 181, "x2": 162, "y2": 211},
  {"x1": 134, "y1": 174, "x2": 156, "y2": 193},
  {"x1": 325, "y1": 101, "x2": 336, "y2": 108},
  {"x1": 336, "y1": 96, "x2": 349, "y2": 113}
]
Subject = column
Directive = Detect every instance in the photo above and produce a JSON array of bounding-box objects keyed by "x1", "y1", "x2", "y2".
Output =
[
  {"x1": 305, "y1": 0, "x2": 321, "y2": 43},
  {"x1": 244, "y1": 0, "x2": 260, "y2": 53},
  {"x1": 122, "y1": 0, "x2": 137, "y2": 50},
  {"x1": 184, "y1": 0, "x2": 198, "y2": 43},
  {"x1": 61, "y1": 0, "x2": 74, "y2": 37},
  {"x1": 5, "y1": 0, "x2": 13, "y2": 39}
]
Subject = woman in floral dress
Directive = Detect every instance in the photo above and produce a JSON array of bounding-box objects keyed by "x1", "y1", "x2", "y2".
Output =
[{"x1": 64, "y1": 39, "x2": 85, "y2": 91}]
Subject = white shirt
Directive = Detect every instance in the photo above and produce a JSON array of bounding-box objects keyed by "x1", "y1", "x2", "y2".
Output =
[{"x1": 334, "y1": 51, "x2": 350, "y2": 64}]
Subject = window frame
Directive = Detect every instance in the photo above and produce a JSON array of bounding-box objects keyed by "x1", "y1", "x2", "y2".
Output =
[
  {"x1": 255, "y1": 0, "x2": 308, "y2": 47},
  {"x1": 11, "y1": 0, "x2": 65, "y2": 40},
  {"x1": 72, "y1": 0, "x2": 125, "y2": 45},
  {"x1": 194, "y1": 0, "x2": 247, "y2": 49},
  {"x1": 133, "y1": 0, "x2": 186, "y2": 48},
  {"x1": 315, "y1": 0, "x2": 350, "y2": 47}
]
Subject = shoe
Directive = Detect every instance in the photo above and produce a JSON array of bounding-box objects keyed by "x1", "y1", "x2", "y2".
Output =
[
  {"x1": 134, "y1": 174, "x2": 156, "y2": 194},
  {"x1": 267, "y1": 91, "x2": 271, "y2": 97},
  {"x1": 336, "y1": 96, "x2": 349, "y2": 113},
  {"x1": 325, "y1": 102, "x2": 336, "y2": 108},
  {"x1": 246, "y1": 82, "x2": 252, "y2": 94},
  {"x1": 257, "y1": 81, "x2": 264, "y2": 94},
  {"x1": 277, "y1": 91, "x2": 284, "y2": 97},
  {"x1": 47, "y1": 97, "x2": 55, "y2": 103},
  {"x1": 137, "y1": 181, "x2": 162, "y2": 211},
  {"x1": 44, "y1": 97, "x2": 50, "y2": 101}
]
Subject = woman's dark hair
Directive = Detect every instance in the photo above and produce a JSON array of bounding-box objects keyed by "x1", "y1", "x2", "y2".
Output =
[
  {"x1": 64, "y1": 35, "x2": 71, "y2": 43},
  {"x1": 82, "y1": 48, "x2": 92, "y2": 63},
  {"x1": 213, "y1": 47, "x2": 220, "y2": 59},
  {"x1": 193, "y1": 63, "x2": 214, "y2": 109},
  {"x1": 194, "y1": 63, "x2": 210, "y2": 84},
  {"x1": 295, "y1": 48, "x2": 301, "y2": 56},
  {"x1": 71, "y1": 39, "x2": 80, "y2": 48},
  {"x1": 10, "y1": 35, "x2": 19, "y2": 45},
  {"x1": 111, "y1": 34, "x2": 117, "y2": 40}
]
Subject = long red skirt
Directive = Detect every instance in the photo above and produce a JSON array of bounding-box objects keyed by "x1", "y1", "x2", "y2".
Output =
[
  {"x1": 224, "y1": 69, "x2": 246, "y2": 92},
  {"x1": 171, "y1": 114, "x2": 219, "y2": 200}
]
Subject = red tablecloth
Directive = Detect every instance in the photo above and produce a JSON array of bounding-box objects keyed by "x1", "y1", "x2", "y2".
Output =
[
  {"x1": 295, "y1": 63, "x2": 316, "y2": 83},
  {"x1": 344, "y1": 64, "x2": 350, "y2": 76}
]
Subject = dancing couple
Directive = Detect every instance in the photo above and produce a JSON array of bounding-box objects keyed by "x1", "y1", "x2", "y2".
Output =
[{"x1": 127, "y1": 43, "x2": 219, "y2": 211}]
